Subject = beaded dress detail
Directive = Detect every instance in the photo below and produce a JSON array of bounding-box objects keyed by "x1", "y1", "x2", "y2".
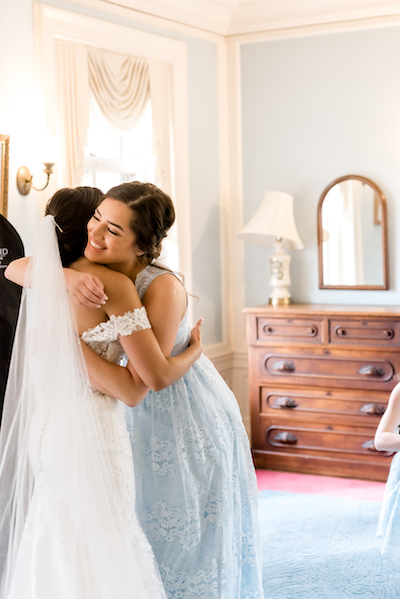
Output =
[
  {"x1": 80, "y1": 308, "x2": 152, "y2": 532},
  {"x1": 127, "y1": 265, "x2": 265, "y2": 599}
]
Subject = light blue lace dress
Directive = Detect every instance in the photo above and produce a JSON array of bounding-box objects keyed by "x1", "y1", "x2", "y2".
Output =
[
  {"x1": 126, "y1": 265, "x2": 264, "y2": 599},
  {"x1": 377, "y1": 450, "x2": 400, "y2": 565}
]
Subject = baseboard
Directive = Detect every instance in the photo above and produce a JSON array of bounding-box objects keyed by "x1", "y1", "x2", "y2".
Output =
[{"x1": 205, "y1": 348, "x2": 251, "y2": 436}]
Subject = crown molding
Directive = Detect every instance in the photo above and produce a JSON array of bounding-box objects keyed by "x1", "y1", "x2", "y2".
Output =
[
  {"x1": 229, "y1": 0, "x2": 400, "y2": 35},
  {"x1": 228, "y1": 11, "x2": 400, "y2": 43},
  {"x1": 90, "y1": 0, "x2": 233, "y2": 36},
  {"x1": 80, "y1": 0, "x2": 400, "y2": 38}
]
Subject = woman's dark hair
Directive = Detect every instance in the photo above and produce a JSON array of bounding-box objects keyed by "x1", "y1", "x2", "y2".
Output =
[
  {"x1": 45, "y1": 187, "x2": 103, "y2": 266},
  {"x1": 105, "y1": 182, "x2": 175, "y2": 265}
]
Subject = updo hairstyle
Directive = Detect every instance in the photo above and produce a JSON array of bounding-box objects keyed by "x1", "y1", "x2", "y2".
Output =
[
  {"x1": 45, "y1": 186, "x2": 103, "y2": 266},
  {"x1": 105, "y1": 182, "x2": 175, "y2": 265}
]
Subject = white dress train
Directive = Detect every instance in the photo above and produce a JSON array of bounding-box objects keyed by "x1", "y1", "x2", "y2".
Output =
[{"x1": 0, "y1": 216, "x2": 166, "y2": 599}]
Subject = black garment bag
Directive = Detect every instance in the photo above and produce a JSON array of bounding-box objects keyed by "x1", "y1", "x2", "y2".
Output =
[{"x1": 0, "y1": 214, "x2": 24, "y2": 424}]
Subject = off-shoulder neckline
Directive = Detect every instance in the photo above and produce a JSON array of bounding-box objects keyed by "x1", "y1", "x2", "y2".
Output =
[{"x1": 81, "y1": 307, "x2": 148, "y2": 340}]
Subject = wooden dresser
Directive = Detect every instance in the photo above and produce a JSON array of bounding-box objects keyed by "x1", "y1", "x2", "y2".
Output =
[{"x1": 244, "y1": 304, "x2": 400, "y2": 481}]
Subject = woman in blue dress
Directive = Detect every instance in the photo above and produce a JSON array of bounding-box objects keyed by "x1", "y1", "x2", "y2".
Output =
[
  {"x1": 82, "y1": 182, "x2": 264, "y2": 599},
  {"x1": 375, "y1": 382, "x2": 400, "y2": 565}
]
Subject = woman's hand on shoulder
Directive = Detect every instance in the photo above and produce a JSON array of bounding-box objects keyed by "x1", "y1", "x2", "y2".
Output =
[
  {"x1": 65, "y1": 267, "x2": 108, "y2": 309},
  {"x1": 68, "y1": 259, "x2": 142, "y2": 315}
]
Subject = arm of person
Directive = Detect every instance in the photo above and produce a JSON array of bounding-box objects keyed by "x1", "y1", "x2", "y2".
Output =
[
  {"x1": 4, "y1": 256, "x2": 31, "y2": 286},
  {"x1": 374, "y1": 383, "x2": 400, "y2": 452},
  {"x1": 136, "y1": 272, "x2": 188, "y2": 356},
  {"x1": 80, "y1": 343, "x2": 148, "y2": 407},
  {"x1": 74, "y1": 262, "x2": 203, "y2": 393},
  {"x1": 5, "y1": 256, "x2": 107, "y2": 309},
  {"x1": 104, "y1": 270, "x2": 202, "y2": 392},
  {"x1": 81, "y1": 318, "x2": 202, "y2": 406}
]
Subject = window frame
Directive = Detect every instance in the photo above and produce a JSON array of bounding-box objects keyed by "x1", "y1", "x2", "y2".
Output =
[{"x1": 33, "y1": 2, "x2": 193, "y2": 297}]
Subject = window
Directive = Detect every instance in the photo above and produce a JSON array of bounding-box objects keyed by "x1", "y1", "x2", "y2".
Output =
[
  {"x1": 83, "y1": 95, "x2": 179, "y2": 271},
  {"x1": 83, "y1": 96, "x2": 155, "y2": 190},
  {"x1": 38, "y1": 5, "x2": 191, "y2": 300}
]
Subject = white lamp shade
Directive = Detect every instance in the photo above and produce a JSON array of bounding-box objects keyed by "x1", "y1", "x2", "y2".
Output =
[{"x1": 237, "y1": 191, "x2": 304, "y2": 250}]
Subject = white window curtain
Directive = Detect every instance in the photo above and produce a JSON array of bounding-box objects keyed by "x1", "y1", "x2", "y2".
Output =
[
  {"x1": 56, "y1": 41, "x2": 90, "y2": 187},
  {"x1": 55, "y1": 41, "x2": 172, "y2": 194},
  {"x1": 148, "y1": 60, "x2": 173, "y2": 197},
  {"x1": 87, "y1": 48, "x2": 149, "y2": 131}
]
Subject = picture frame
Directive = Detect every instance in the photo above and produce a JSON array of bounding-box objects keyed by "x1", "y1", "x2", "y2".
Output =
[{"x1": 0, "y1": 135, "x2": 10, "y2": 218}]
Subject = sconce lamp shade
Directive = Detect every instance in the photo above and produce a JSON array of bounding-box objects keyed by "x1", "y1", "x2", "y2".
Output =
[{"x1": 237, "y1": 191, "x2": 303, "y2": 250}]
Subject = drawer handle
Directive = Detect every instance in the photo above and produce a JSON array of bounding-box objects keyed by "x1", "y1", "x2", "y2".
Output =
[
  {"x1": 359, "y1": 365, "x2": 385, "y2": 377},
  {"x1": 337, "y1": 327, "x2": 394, "y2": 339},
  {"x1": 273, "y1": 361, "x2": 295, "y2": 373},
  {"x1": 263, "y1": 325, "x2": 274, "y2": 334},
  {"x1": 274, "y1": 396, "x2": 298, "y2": 409},
  {"x1": 360, "y1": 403, "x2": 386, "y2": 416},
  {"x1": 274, "y1": 432, "x2": 298, "y2": 445},
  {"x1": 383, "y1": 329, "x2": 394, "y2": 338},
  {"x1": 307, "y1": 326, "x2": 318, "y2": 337},
  {"x1": 362, "y1": 439, "x2": 378, "y2": 452}
]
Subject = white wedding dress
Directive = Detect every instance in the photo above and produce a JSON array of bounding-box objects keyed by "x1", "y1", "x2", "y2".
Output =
[{"x1": 0, "y1": 217, "x2": 166, "y2": 599}]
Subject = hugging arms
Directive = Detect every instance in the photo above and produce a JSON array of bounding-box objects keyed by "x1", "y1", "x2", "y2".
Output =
[{"x1": 5, "y1": 255, "x2": 202, "y2": 407}]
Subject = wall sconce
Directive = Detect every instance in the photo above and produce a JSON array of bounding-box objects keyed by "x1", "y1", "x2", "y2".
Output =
[
  {"x1": 16, "y1": 162, "x2": 55, "y2": 196},
  {"x1": 237, "y1": 191, "x2": 303, "y2": 305}
]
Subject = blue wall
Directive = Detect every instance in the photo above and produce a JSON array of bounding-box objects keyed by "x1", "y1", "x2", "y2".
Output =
[{"x1": 241, "y1": 27, "x2": 400, "y2": 308}]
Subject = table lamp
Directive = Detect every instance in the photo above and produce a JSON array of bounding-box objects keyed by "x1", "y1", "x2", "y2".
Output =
[{"x1": 237, "y1": 191, "x2": 303, "y2": 305}]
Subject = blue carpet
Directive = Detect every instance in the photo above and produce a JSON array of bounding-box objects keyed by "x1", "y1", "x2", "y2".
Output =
[{"x1": 259, "y1": 490, "x2": 400, "y2": 599}]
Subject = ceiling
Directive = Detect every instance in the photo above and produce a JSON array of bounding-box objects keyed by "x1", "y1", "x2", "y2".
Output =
[{"x1": 97, "y1": 0, "x2": 400, "y2": 36}]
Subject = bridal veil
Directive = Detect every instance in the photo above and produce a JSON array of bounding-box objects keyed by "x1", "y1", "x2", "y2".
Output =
[{"x1": 0, "y1": 215, "x2": 164, "y2": 598}]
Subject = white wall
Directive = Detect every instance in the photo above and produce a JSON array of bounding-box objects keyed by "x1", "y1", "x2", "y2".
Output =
[
  {"x1": 241, "y1": 26, "x2": 400, "y2": 307},
  {"x1": 0, "y1": 0, "x2": 42, "y2": 254},
  {"x1": 0, "y1": 0, "x2": 223, "y2": 346}
]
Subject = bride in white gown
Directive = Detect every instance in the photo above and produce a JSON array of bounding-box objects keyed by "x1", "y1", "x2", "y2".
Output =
[{"x1": 0, "y1": 188, "x2": 201, "y2": 599}]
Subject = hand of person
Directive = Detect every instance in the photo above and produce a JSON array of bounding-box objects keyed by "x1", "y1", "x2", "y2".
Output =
[
  {"x1": 64, "y1": 269, "x2": 108, "y2": 308},
  {"x1": 189, "y1": 318, "x2": 204, "y2": 359}
]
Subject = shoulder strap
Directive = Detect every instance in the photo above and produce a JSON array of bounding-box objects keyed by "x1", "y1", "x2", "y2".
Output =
[{"x1": 135, "y1": 264, "x2": 179, "y2": 300}]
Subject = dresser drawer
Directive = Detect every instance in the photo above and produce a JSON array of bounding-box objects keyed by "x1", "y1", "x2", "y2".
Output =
[
  {"x1": 330, "y1": 318, "x2": 400, "y2": 347},
  {"x1": 256, "y1": 316, "x2": 323, "y2": 344},
  {"x1": 256, "y1": 348, "x2": 399, "y2": 390},
  {"x1": 261, "y1": 423, "x2": 393, "y2": 464},
  {"x1": 245, "y1": 304, "x2": 400, "y2": 480},
  {"x1": 261, "y1": 386, "x2": 388, "y2": 420}
]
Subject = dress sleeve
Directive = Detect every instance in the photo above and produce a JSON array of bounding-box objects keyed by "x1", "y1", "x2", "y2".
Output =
[{"x1": 109, "y1": 307, "x2": 151, "y2": 337}]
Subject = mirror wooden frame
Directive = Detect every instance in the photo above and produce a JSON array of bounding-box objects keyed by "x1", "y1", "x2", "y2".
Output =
[
  {"x1": 317, "y1": 174, "x2": 389, "y2": 290},
  {"x1": 0, "y1": 135, "x2": 10, "y2": 218}
]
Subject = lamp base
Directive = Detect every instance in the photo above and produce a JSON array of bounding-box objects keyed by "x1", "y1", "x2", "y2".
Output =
[
  {"x1": 268, "y1": 240, "x2": 293, "y2": 307},
  {"x1": 268, "y1": 297, "x2": 292, "y2": 306}
]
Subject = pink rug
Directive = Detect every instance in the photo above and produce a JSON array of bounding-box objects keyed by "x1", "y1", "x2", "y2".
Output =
[{"x1": 256, "y1": 469, "x2": 385, "y2": 502}]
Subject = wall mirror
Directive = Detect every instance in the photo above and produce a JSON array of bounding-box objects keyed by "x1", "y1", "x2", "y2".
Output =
[
  {"x1": 0, "y1": 135, "x2": 10, "y2": 218},
  {"x1": 317, "y1": 174, "x2": 388, "y2": 290}
]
